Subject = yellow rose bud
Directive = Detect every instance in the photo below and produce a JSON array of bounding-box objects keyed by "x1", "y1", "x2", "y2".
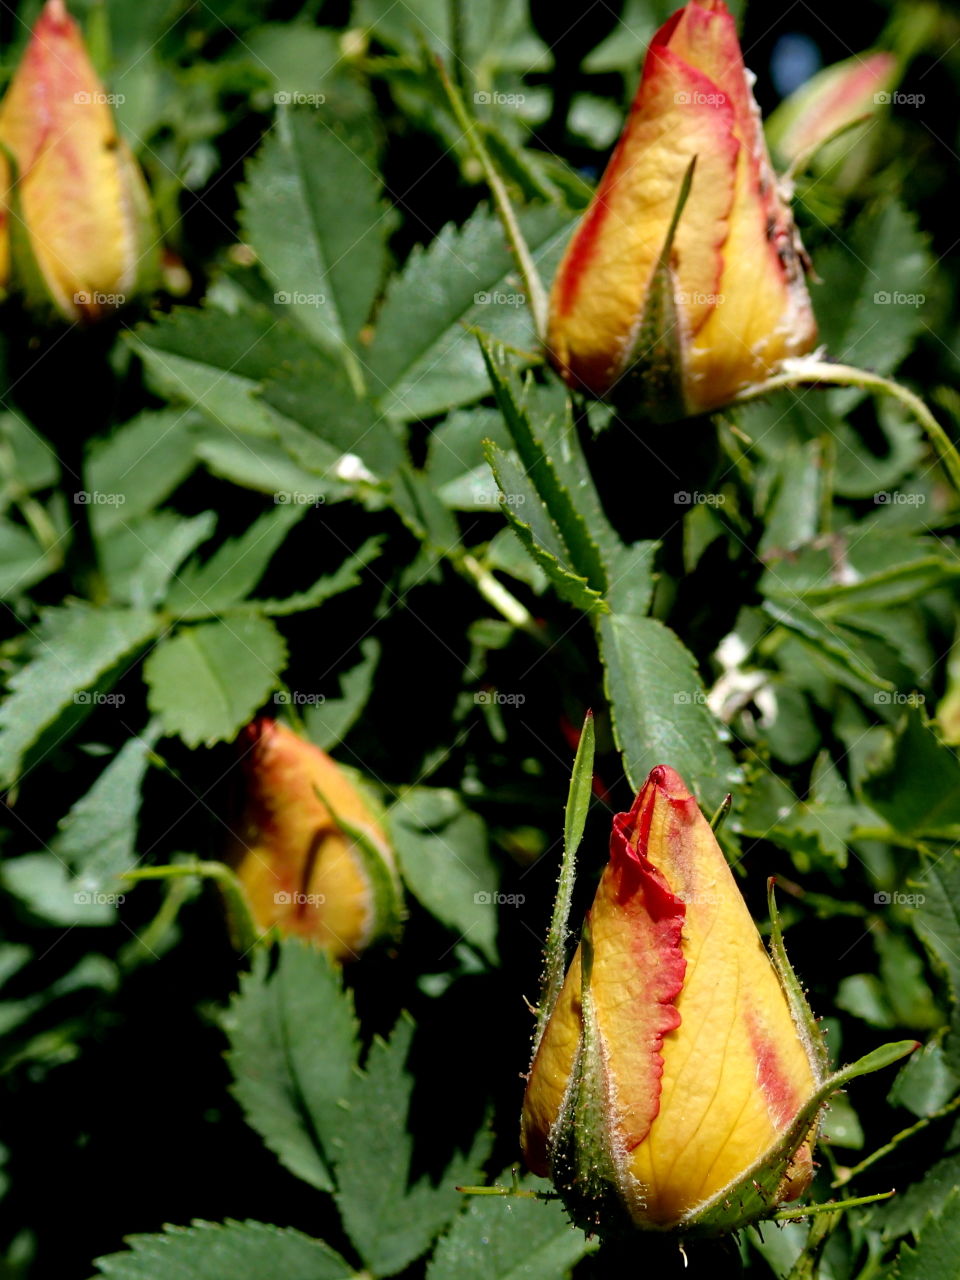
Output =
[
  {"x1": 0, "y1": 0, "x2": 157, "y2": 321},
  {"x1": 521, "y1": 764, "x2": 825, "y2": 1235},
  {"x1": 547, "y1": 0, "x2": 817, "y2": 419},
  {"x1": 767, "y1": 51, "x2": 897, "y2": 171},
  {"x1": 229, "y1": 718, "x2": 402, "y2": 961}
]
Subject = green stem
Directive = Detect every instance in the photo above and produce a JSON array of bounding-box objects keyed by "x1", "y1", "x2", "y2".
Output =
[
  {"x1": 834, "y1": 1090, "x2": 960, "y2": 1186},
  {"x1": 772, "y1": 1189, "x2": 894, "y2": 1221},
  {"x1": 458, "y1": 552, "x2": 542, "y2": 637},
  {"x1": 737, "y1": 358, "x2": 960, "y2": 494},
  {"x1": 435, "y1": 57, "x2": 550, "y2": 343},
  {"x1": 122, "y1": 858, "x2": 260, "y2": 954}
]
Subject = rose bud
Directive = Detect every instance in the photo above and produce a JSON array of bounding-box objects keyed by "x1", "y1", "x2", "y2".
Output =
[
  {"x1": 0, "y1": 0, "x2": 157, "y2": 322},
  {"x1": 521, "y1": 764, "x2": 828, "y2": 1235},
  {"x1": 229, "y1": 718, "x2": 402, "y2": 960},
  {"x1": 547, "y1": 0, "x2": 816, "y2": 419},
  {"x1": 767, "y1": 51, "x2": 897, "y2": 172}
]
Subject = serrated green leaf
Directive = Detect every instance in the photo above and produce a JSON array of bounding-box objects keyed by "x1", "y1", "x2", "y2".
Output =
[
  {"x1": 261, "y1": 355, "x2": 406, "y2": 478},
  {"x1": 99, "y1": 511, "x2": 218, "y2": 610},
  {"x1": 389, "y1": 788, "x2": 501, "y2": 964},
  {"x1": 333, "y1": 1016, "x2": 491, "y2": 1275},
  {"x1": 811, "y1": 200, "x2": 932, "y2": 414},
  {"x1": 895, "y1": 1186, "x2": 960, "y2": 1278},
  {"x1": 128, "y1": 306, "x2": 317, "y2": 438},
  {"x1": 304, "y1": 637, "x2": 380, "y2": 750},
  {"x1": 164, "y1": 504, "x2": 306, "y2": 618},
  {"x1": 144, "y1": 615, "x2": 287, "y2": 747},
  {"x1": 0, "y1": 519, "x2": 55, "y2": 598},
  {"x1": 0, "y1": 604, "x2": 158, "y2": 788},
  {"x1": 86, "y1": 409, "x2": 200, "y2": 534},
  {"x1": 91, "y1": 1218, "x2": 353, "y2": 1279},
  {"x1": 1, "y1": 852, "x2": 117, "y2": 926},
  {"x1": 427, "y1": 1173, "x2": 593, "y2": 1280},
  {"x1": 224, "y1": 940, "x2": 358, "y2": 1193},
  {"x1": 863, "y1": 711, "x2": 960, "y2": 836},
  {"x1": 55, "y1": 723, "x2": 160, "y2": 888},
  {"x1": 599, "y1": 613, "x2": 739, "y2": 810},
  {"x1": 369, "y1": 205, "x2": 574, "y2": 421},
  {"x1": 241, "y1": 106, "x2": 386, "y2": 354},
  {"x1": 485, "y1": 443, "x2": 606, "y2": 615}
]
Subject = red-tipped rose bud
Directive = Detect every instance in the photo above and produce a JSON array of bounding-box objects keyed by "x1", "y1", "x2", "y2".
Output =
[
  {"x1": 547, "y1": 0, "x2": 817, "y2": 419},
  {"x1": 229, "y1": 718, "x2": 402, "y2": 960},
  {"x1": 522, "y1": 765, "x2": 826, "y2": 1234},
  {"x1": 0, "y1": 0, "x2": 157, "y2": 321}
]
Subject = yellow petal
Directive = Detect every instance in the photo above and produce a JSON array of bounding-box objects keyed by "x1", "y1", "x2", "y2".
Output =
[{"x1": 626, "y1": 766, "x2": 819, "y2": 1223}]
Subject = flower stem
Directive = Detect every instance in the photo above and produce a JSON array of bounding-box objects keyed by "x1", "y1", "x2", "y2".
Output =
[
  {"x1": 737, "y1": 358, "x2": 960, "y2": 494},
  {"x1": 435, "y1": 57, "x2": 550, "y2": 343}
]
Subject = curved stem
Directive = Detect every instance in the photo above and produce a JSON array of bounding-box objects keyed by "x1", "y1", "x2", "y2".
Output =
[
  {"x1": 737, "y1": 358, "x2": 960, "y2": 493},
  {"x1": 436, "y1": 57, "x2": 550, "y2": 343},
  {"x1": 458, "y1": 552, "x2": 543, "y2": 638}
]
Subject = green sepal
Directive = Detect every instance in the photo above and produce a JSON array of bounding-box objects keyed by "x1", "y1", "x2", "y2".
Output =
[
  {"x1": 534, "y1": 709, "x2": 595, "y2": 1054},
  {"x1": 311, "y1": 780, "x2": 406, "y2": 949},
  {"x1": 767, "y1": 878, "x2": 831, "y2": 1079},
  {"x1": 680, "y1": 1039, "x2": 918, "y2": 1236},
  {"x1": 546, "y1": 915, "x2": 636, "y2": 1237},
  {"x1": 615, "y1": 157, "x2": 696, "y2": 422}
]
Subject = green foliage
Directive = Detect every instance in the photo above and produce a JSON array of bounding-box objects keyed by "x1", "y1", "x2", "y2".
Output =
[{"x1": 3, "y1": 0, "x2": 960, "y2": 1275}]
